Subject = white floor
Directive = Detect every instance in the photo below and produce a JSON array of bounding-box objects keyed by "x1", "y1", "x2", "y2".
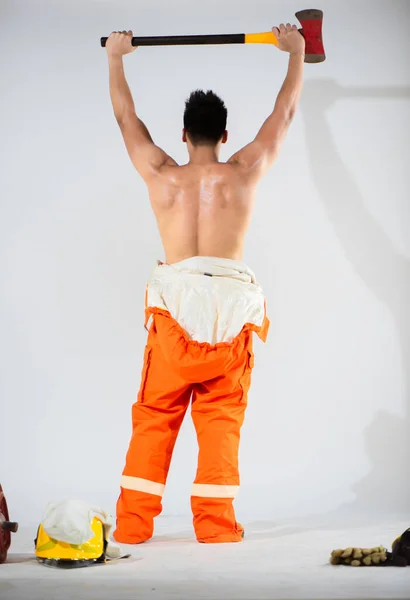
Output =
[{"x1": 1, "y1": 517, "x2": 409, "y2": 600}]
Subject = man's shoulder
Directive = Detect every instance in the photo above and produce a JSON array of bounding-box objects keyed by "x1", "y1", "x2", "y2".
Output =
[{"x1": 158, "y1": 161, "x2": 237, "y2": 178}]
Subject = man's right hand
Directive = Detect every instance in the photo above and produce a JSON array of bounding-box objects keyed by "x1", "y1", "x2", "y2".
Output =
[
  {"x1": 272, "y1": 23, "x2": 305, "y2": 56},
  {"x1": 106, "y1": 31, "x2": 137, "y2": 58}
]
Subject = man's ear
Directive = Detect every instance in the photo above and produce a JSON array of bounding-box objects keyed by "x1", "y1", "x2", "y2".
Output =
[
  {"x1": 182, "y1": 128, "x2": 187, "y2": 143},
  {"x1": 222, "y1": 130, "x2": 228, "y2": 144}
]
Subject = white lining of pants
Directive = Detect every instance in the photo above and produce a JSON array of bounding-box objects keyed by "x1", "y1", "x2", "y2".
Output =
[
  {"x1": 191, "y1": 484, "x2": 240, "y2": 499},
  {"x1": 121, "y1": 476, "x2": 165, "y2": 497},
  {"x1": 146, "y1": 258, "x2": 265, "y2": 344},
  {"x1": 144, "y1": 314, "x2": 153, "y2": 332}
]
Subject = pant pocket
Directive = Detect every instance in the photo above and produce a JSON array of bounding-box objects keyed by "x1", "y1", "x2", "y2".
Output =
[
  {"x1": 137, "y1": 346, "x2": 152, "y2": 404},
  {"x1": 239, "y1": 350, "x2": 254, "y2": 404}
]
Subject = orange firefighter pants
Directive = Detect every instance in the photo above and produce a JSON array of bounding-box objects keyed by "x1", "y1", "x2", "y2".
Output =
[{"x1": 114, "y1": 309, "x2": 254, "y2": 544}]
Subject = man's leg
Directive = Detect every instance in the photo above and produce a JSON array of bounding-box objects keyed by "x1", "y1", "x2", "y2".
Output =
[
  {"x1": 114, "y1": 328, "x2": 192, "y2": 544},
  {"x1": 190, "y1": 332, "x2": 253, "y2": 543}
]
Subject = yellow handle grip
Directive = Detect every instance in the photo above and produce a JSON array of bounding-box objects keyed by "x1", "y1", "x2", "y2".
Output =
[{"x1": 245, "y1": 32, "x2": 278, "y2": 46}]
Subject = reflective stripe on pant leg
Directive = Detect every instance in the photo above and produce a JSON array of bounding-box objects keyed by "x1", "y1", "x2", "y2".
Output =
[
  {"x1": 191, "y1": 484, "x2": 240, "y2": 499},
  {"x1": 121, "y1": 476, "x2": 165, "y2": 497}
]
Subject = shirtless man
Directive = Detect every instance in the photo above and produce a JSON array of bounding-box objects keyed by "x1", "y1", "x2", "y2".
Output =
[{"x1": 106, "y1": 24, "x2": 305, "y2": 544}]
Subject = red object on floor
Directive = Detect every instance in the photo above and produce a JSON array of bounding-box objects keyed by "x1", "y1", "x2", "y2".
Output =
[{"x1": 0, "y1": 485, "x2": 18, "y2": 564}]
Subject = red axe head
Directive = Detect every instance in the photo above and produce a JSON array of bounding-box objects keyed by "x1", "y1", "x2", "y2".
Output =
[{"x1": 295, "y1": 9, "x2": 325, "y2": 63}]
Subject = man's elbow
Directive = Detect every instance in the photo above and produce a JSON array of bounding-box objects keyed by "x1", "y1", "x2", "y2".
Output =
[
  {"x1": 280, "y1": 105, "x2": 297, "y2": 125},
  {"x1": 287, "y1": 106, "x2": 297, "y2": 123},
  {"x1": 112, "y1": 106, "x2": 125, "y2": 127},
  {"x1": 274, "y1": 102, "x2": 297, "y2": 126},
  {"x1": 114, "y1": 108, "x2": 137, "y2": 128}
]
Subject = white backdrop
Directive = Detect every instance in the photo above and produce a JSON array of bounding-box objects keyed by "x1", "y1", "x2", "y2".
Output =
[{"x1": 1, "y1": 0, "x2": 409, "y2": 526}]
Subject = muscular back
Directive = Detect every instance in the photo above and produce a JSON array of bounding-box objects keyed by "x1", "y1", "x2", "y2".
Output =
[
  {"x1": 148, "y1": 162, "x2": 256, "y2": 264},
  {"x1": 107, "y1": 27, "x2": 304, "y2": 264}
]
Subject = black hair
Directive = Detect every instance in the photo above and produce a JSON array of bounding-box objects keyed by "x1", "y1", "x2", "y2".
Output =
[{"x1": 183, "y1": 90, "x2": 227, "y2": 146}]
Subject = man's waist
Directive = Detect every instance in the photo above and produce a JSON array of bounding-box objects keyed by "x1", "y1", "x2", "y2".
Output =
[{"x1": 156, "y1": 256, "x2": 257, "y2": 283}]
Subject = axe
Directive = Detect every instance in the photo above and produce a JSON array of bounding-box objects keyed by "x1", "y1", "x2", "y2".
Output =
[{"x1": 101, "y1": 9, "x2": 326, "y2": 64}]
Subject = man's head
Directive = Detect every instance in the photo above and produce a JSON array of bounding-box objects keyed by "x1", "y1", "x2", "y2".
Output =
[{"x1": 183, "y1": 90, "x2": 228, "y2": 147}]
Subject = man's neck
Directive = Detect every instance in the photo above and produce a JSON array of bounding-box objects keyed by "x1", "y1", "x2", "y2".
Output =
[{"x1": 188, "y1": 145, "x2": 220, "y2": 165}]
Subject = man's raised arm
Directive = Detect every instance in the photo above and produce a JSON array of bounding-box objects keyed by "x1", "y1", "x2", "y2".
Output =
[
  {"x1": 229, "y1": 24, "x2": 305, "y2": 177},
  {"x1": 106, "y1": 31, "x2": 177, "y2": 181}
]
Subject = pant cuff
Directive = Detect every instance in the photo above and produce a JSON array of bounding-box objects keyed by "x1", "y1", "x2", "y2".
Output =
[
  {"x1": 197, "y1": 524, "x2": 244, "y2": 544},
  {"x1": 113, "y1": 527, "x2": 151, "y2": 545}
]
